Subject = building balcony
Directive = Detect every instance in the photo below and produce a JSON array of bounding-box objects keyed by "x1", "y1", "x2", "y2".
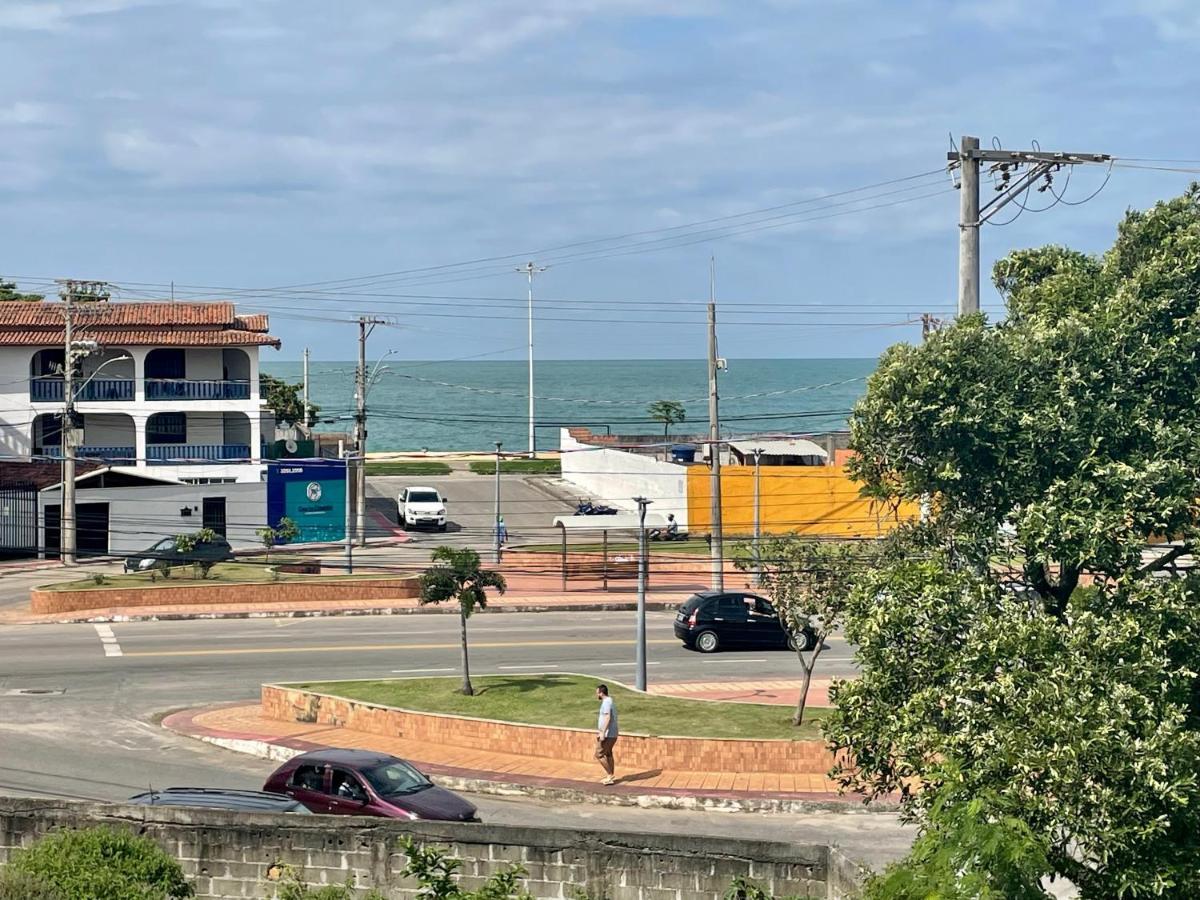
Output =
[
  {"x1": 146, "y1": 444, "x2": 252, "y2": 464},
  {"x1": 40, "y1": 446, "x2": 136, "y2": 462},
  {"x1": 30, "y1": 379, "x2": 135, "y2": 403},
  {"x1": 145, "y1": 379, "x2": 251, "y2": 401}
]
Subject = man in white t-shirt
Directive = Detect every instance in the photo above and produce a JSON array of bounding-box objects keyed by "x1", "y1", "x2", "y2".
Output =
[{"x1": 595, "y1": 683, "x2": 619, "y2": 785}]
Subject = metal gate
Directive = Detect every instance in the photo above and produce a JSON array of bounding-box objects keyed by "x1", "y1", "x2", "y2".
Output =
[{"x1": 0, "y1": 488, "x2": 37, "y2": 558}]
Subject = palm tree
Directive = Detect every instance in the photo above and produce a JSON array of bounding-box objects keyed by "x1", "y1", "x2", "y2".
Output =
[
  {"x1": 647, "y1": 400, "x2": 686, "y2": 460},
  {"x1": 419, "y1": 547, "x2": 507, "y2": 696}
]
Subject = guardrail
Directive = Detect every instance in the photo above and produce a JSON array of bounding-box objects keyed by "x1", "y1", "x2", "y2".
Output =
[
  {"x1": 30, "y1": 379, "x2": 134, "y2": 402},
  {"x1": 146, "y1": 379, "x2": 251, "y2": 400}
]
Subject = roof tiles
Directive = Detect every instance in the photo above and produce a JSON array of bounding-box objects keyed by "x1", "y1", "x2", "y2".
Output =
[{"x1": 0, "y1": 301, "x2": 278, "y2": 348}]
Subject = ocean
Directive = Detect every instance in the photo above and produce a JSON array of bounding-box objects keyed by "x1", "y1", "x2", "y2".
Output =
[{"x1": 261, "y1": 358, "x2": 877, "y2": 452}]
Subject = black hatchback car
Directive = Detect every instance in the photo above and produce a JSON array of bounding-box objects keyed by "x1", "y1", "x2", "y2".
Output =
[
  {"x1": 124, "y1": 536, "x2": 234, "y2": 573},
  {"x1": 673, "y1": 590, "x2": 816, "y2": 653}
]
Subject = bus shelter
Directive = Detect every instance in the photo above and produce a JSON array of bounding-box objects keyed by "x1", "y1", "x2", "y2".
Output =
[{"x1": 551, "y1": 512, "x2": 668, "y2": 591}]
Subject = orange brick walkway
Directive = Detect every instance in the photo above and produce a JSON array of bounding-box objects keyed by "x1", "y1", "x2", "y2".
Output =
[
  {"x1": 166, "y1": 702, "x2": 843, "y2": 800},
  {"x1": 650, "y1": 678, "x2": 835, "y2": 708}
]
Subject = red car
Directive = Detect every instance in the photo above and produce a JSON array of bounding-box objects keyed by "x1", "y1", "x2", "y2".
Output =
[{"x1": 263, "y1": 749, "x2": 478, "y2": 822}]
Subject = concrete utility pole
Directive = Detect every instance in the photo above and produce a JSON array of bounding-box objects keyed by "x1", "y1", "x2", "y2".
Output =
[
  {"x1": 343, "y1": 449, "x2": 354, "y2": 574},
  {"x1": 950, "y1": 136, "x2": 1111, "y2": 318},
  {"x1": 493, "y1": 441, "x2": 503, "y2": 565},
  {"x1": 516, "y1": 262, "x2": 547, "y2": 459},
  {"x1": 302, "y1": 347, "x2": 311, "y2": 434},
  {"x1": 355, "y1": 317, "x2": 384, "y2": 546},
  {"x1": 634, "y1": 495, "x2": 651, "y2": 691},
  {"x1": 707, "y1": 258, "x2": 725, "y2": 592}
]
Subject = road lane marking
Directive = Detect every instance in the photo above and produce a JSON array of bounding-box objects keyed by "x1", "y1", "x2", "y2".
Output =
[
  {"x1": 600, "y1": 662, "x2": 661, "y2": 667},
  {"x1": 390, "y1": 667, "x2": 455, "y2": 674},
  {"x1": 93, "y1": 624, "x2": 122, "y2": 658},
  {"x1": 119, "y1": 638, "x2": 681, "y2": 658},
  {"x1": 497, "y1": 664, "x2": 559, "y2": 670}
]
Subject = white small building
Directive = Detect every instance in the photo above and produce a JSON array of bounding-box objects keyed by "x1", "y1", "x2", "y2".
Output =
[{"x1": 0, "y1": 300, "x2": 279, "y2": 484}]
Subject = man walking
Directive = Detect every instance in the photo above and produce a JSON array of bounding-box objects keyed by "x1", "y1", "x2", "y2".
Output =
[{"x1": 595, "y1": 684, "x2": 618, "y2": 785}]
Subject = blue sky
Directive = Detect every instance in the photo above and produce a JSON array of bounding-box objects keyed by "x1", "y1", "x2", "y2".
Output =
[{"x1": 2, "y1": 0, "x2": 1198, "y2": 361}]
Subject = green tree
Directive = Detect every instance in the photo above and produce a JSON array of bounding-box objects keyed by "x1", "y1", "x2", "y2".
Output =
[
  {"x1": 646, "y1": 400, "x2": 686, "y2": 441},
  {"x1": 0, "y1": 279, "x2": 42, "y2": 302},
  {"x1": 3, "y1": 826, "x2": 192, "y2": 899},
  {"x1": 257, "y1": 516, "x2": 300, "y2": 561},
  {"x1": 828, "y1": 185, "x2": 1200, "y2": 898},
  {"x1": 733, "y1": 537, "x2": 873, "y2": 726},
  {"x1": 419, "y1": 547, "x2": 507, "y2": 696},
  {"x1": 262, "y1": 373, "x2": 318, "y2": 428},
  {"x1": 174, "y1": 527, "x2": 219, "y2": 579}
]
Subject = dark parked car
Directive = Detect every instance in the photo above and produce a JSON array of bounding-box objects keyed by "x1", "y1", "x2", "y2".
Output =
[
  {"x1": 262, "y1": 749, "x2": 478, "y2": 822},
  {"x1": 673, "y1": 590, "x2": 816, "y2": 654},
  {"x1": 123, "y1": 535, "x2": 234, "y2": 573},
  {"x1": 126, "y1": 787, "x2": 310, "y2": 814}
]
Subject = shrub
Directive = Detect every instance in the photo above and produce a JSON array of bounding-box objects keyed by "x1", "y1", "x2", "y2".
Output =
[
  {"x1": 0, "y1": 869, "x2": 62, "y2": 900},
  {"x1": 91, "y1": 573, "x2": 107, "y2": 586},
  {"x1": 5, "y1": 826, "x2": 192, "y2": 899}
]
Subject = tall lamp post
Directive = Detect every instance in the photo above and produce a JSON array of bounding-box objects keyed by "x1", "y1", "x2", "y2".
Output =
[
  {"x1": 516, "y1": 262, "x2": 547, "y2": 459},
  {"x1": 492, "y1": 441, "x2": 503, "y2": 565},
  {"x1": 634, "y1": 496, "x2": 651, "y2": 691}
]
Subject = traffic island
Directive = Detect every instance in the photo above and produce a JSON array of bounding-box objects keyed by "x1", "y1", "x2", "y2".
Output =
[{"x1": 164, "y1": 675, "x2": 889, "y2": 814}]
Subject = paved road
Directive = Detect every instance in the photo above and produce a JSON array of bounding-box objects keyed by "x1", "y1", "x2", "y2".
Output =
[{"x1": 0, "y1": 610, "x2": 907, "y2": 863}]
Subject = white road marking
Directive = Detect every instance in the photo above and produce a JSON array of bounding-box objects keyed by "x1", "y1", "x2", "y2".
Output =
[
  {"x1": 599, "y1": 661, "x2": 661, "y2": 667},
  {"x1": 496, "y1": 664, "x2": 560, "y2": 670},
  {"x1": 94, "y1": 624, "x2": 122, "y2": 658},
  {"x1": 389, "y1": 667, "x2": 455, "y2": 674}
]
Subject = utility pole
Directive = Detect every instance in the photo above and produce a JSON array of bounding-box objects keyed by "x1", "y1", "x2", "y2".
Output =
[
  {"x1": 516, "y1": 262, "x2": 546, "y2": 459},
  {"x1": 343, "y1": 449, "x2": 354, "y2": 574},
  {"x1": 493, "y1": 441, "x2": 503, "y2": 565},
  {"x1": 355, "y1": 317, "x2": 383, "y2": 546},
  {"x1": 753, "y1": 447, "x2": 764, "y2": 585},
  {"x1": 950, "y1": 136, "x2": 1111, "y2": 318},
  {"x1": 921, "y1": 313, "x2": 943, "y2": 340},
  {"x1": 634, "y1": 495, "x2": 651, "y2": 691},
  {"x1": 54, "y1": 279, "x2": 108, "y2": 566},
  {"x1": 302, "y1": 347, "x2": 311, "y2": 434},
  {"x1": 707, "y1": 258, "x2": 724, "y2": 592}
]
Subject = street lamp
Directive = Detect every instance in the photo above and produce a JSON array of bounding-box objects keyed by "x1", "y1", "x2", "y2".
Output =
[
  {"x1": 634, "y1": 495, "x2": 652, "y2": 691},
  {"x1": 493, "y1": 441, "x2": 503, "y2": 565},
  {"x1": 752, "y1": 447, "x2": 764, "y2": 584},
  {"x1": 516, "y1": 262, "x2": 547, "y2": 459}
]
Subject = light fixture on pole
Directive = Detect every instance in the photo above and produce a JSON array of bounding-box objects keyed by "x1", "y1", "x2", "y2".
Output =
[
  {"x1": 493, "y1": 441, "x2": 503, "y2": 565},
  {"x1": 634, "y1": 495, "x2": 652, "y2": 691},
  {"x1": 516, "y1": 262, "x2": 547, "y2": 459}
]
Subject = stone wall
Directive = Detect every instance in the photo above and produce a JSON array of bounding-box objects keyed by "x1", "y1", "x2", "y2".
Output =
[
  {"x1": 30, "y1": 576, "x2": 420, "y2": 614},
  {"x1": 0, "y1": 797, "x2": 858, "y2": 899},
  {"x1": 262, "y1": 684, "x2": 838, "y2": 776}
]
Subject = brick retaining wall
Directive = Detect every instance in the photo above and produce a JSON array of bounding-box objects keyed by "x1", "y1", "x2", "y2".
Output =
[
  {"x1": 263, "y1": 684, "x2": 838, "y2": 775},
  {"x1": 0, "y1": 796, "x2": 863, "y2": 899},
  {"x1": 30, "y1": 577, "x2": 420, "y2": 614}
]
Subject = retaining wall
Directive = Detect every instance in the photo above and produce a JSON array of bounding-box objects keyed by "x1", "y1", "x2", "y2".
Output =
[
  {"x1": 30, "y1": 576, "x2": 420, "y2": 614},
  {"x1": 263, "y1": 684, "x2": 838, "y2": 776},
  {"x1": 0, "y1": 796, "x2": 863, "y2": 899}
]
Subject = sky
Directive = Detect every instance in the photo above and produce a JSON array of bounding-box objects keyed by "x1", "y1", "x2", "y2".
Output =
[{"x1": 2, "y1": 0, "x2": 1199, "y2": 361}]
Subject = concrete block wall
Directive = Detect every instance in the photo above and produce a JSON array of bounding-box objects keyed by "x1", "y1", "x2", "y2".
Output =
[
  {"x1": 559, "y1": 429, "x2": 689, "y2": 527},
  {"x1": 0, "y1": 797, "x2": 853, "y2": 899}
]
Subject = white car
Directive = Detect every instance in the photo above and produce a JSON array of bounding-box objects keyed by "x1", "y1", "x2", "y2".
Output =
[{"x1": 398, "y1": 486, "x2": 448, "y2": 531}]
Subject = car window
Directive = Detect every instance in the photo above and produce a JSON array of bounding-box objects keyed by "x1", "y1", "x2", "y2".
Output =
[
  {"x1": 290, "y1": 764, "x2": 325, "y2": 792},
  {"x1": 750, "y1": 596, "x2": 776, "y2": 617},
  {"x1": 717, "y1": 596, "x2": 747, "y2": 619},
  {"x1": 152, "y1": 538, "x2": 175, "y2": 552},
  {"x1": 362, "y1": 760, "x2": 431, "y2": 796},
  {"x1": 407, "y1": 491, "x2": 440, "y2": 504},
  {"x1": 680, "y1": 594, "x2": 706, "y2": 614},
  {"x1": 328, "y1": 768, "x2": 369, "y2": 801}
]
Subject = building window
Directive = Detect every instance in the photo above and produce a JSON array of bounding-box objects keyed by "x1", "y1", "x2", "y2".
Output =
[
  {"x1": 181, "y1": 477, "x2": 236, "y2": 485},
  {"x1": 145, "y1": 349, "x2": 186, "y2": 379},
  {"x1": 147, "y1": 413, "x2": 186, "y2": 444}
]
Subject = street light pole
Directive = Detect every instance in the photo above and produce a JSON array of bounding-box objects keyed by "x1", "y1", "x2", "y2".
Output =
[
  {"x1": 493, "y1": 441, "x2": 503, "y2": 565},
  {"x1": 517, "y1": 262, "x2": 546, "y2": 459},
  {"x1": 343, "y1": 450, "x2": 354, "y2": 574},
  {"x1": 753, "y1": 447, "x2": 764, "y2": 584},
  {"x1": 634, "y1": 495, "x2": 651, "y2": 691}
]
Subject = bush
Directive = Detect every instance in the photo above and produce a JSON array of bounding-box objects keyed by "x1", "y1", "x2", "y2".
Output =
[
  {"x1": 5, "y1": 826, "x2": 193, "y2": 899},
  {"x1": 0, "y1": 869, "x2": 62, "y2": 900}
]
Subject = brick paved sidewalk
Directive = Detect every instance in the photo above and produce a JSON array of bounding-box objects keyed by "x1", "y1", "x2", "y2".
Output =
[
  {"x1": 650, "y1": 678, "x2": 835, "y2": 709},
  {"x1": 164, "y1": 702, "x2": 857, "y2": 813}
]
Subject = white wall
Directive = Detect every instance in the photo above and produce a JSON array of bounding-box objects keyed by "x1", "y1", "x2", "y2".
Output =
[
  {"x1": 559, "y1": 429, "x2": 689, "y2": 527},
  {"x1": 187, "y1": 349, "x2": 224, "y2": 380},
  {"x1": 0, "y1": 348, "x2": 36, "y2": 456},
  {"x1": 83, "y1": 413, "x2": 135, "y2": 446},
  {"x1": 39, "y1": 480, "x2": 267, "y2": 556}
]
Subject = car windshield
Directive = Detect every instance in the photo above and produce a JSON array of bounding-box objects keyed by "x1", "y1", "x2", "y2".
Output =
[
  {"x1": 407, "y1": 491, "x2": 440, "y2": 504},
  {"x1": 362, "y1": 761, "x2": 432, "y2": 796},
  {"x1": 150, "y1": 538, "x2": 175, "y2": 552}
]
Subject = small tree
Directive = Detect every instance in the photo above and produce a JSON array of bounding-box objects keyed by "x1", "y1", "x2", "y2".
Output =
[
  {"x1": 419, "y1": 547, "x2": 506, "y2": 696},
  {"x1": 261, "y1": 373, "x2": 318, "y2": 428},
  {"x1": 734, "y1": 536, "x2": 874, "y2": 726},
  {"x1": 174, "y1": 527, "x2": 219, "y2": 579},
  {"x1": 647, "y1": 400, "x2": 686, "y2": 461},
  {"x1": 257, "y1": 516, "x2": 300, "y2": 561}
]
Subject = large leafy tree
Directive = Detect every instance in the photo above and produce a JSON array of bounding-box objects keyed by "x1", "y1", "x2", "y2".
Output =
[
  {"x1": 419, "y1": 547, "x2": 506, "y2": 696},
  {"x1": 0, "y1": 279, "x2": 42, "y2": 302},
  {"x1": 828, "y1": 186, "x2": 1200, "y2": 898},
  {"x1": 261, "y1": 373, "x2": 318, "y2": 427}
]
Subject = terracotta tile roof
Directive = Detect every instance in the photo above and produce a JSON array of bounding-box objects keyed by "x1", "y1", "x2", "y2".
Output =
[{"x1": 0, "y1": 301, "x2": 279, "y2": 348}]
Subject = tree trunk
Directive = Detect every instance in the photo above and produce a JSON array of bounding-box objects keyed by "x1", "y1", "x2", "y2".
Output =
[
  {"x1": 459, "y1": 608, "x2": 474, "y2": 696},
  {"x1": 793, "y1": 643, "x2": 823, "y2": 726}
]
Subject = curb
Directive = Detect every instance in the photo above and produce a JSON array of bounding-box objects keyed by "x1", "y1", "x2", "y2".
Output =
[
  {"x1": 42, "y1": 599, "x2": 680, "y2": 625},
  {"x1": 163, "y1": 708, "x2": 895, "y2": 817}
]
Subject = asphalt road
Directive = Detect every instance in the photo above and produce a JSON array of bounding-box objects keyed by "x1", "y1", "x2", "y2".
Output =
[{"x1": 0, "y1": 609, "x2": 907, "y2": 863}]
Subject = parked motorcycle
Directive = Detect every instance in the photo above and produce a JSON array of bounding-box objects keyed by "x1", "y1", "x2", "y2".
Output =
[{"x1": 574, "y1": 498, "x2": 619, "y2": 516}]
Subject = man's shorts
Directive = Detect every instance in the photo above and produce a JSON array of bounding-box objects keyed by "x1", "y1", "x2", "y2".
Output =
[{"x1": 595, "y1": 736, "x2": 617, "y2": 760}]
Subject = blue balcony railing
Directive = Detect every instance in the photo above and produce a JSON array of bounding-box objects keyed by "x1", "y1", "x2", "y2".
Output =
[
  {"x1": 146, "y1": 379, "x2": 251, "y2": 401},
  {"x1": 30, "y1": 379, "x2": 134, "y2": 402},
  {"x1": 40, "y1": 446, "x2": 136, "y2": 462},
  {"x1": 147, "y1": 444, "x2": 252, "y2": 463}
]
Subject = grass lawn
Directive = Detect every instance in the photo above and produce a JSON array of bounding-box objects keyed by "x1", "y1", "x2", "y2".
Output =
[
  {"x1": 294, "y1": 673, "x2": 826, "y2": 740},
  {"x1": 365, "y1": 461, "x2": 453, "y2": 476},
  {"x1": 42, "y1": 562, "x2": 407, "y2": 591},
  {"x1": 468, "y1": 459, "x2": 561, "y2": 475},
  {"x1": 516, "y1": 539, "x2": 711, "y2": 556}
]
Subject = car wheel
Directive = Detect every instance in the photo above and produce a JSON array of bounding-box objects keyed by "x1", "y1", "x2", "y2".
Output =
[
  {"x1": 438, "y1": 523, "x2": 447, "y2": 532},
  {"x1": 788, "y1": 631, "x2": 814, "y2": 652},
  {"x1": 695, "y1": 630, "x2": 720, "y2": 653},
  {"x1": 398, "y1": 512, "x2": 406, "y2": 527}
]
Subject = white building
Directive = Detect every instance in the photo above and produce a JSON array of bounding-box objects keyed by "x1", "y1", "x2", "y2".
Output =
[{"x1": 0, "y1": 300, "x2": 278, "y2": 484}]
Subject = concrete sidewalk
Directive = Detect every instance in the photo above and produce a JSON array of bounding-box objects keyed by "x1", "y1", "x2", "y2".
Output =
[{"x1": 164, "y1": 701, "x2": 874, "y2": 815}]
